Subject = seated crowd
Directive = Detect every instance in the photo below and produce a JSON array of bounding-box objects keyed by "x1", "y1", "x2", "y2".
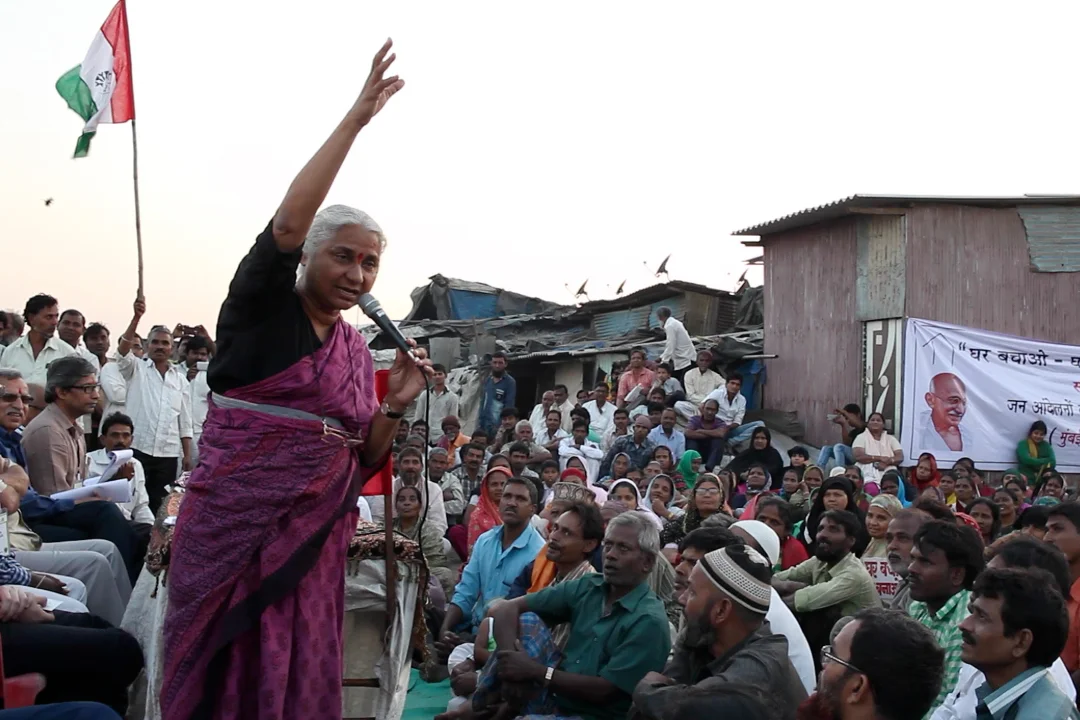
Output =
[
  {"x1": 408, "y1": 337, "x2": 1080, "y2": 720},
  {"x1": 4, "y1": 294, "x2": 1080, "y2": 720}
]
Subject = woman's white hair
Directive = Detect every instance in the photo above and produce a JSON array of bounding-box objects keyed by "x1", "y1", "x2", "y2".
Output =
[{"x1": 303, "y1": 204, "x2": 387, "y2": 256}]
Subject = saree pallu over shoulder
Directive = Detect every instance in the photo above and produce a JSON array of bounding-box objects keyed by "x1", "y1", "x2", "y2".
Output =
[{"x1": 162, "y1": 319, "x2": 381, "y2": 720}]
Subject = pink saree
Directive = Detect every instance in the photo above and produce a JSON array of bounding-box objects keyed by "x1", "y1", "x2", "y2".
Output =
[{"x1": 161, "y1": 319, "x2": 381, "y2": 719}]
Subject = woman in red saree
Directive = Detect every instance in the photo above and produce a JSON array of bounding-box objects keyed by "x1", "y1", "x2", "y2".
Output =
[
  {"x1": 466, "y1": 467, "x2": 511, "y2": 556},
  {"x1": 160, "y1": 40, "x2": 432, "y2": 720}
]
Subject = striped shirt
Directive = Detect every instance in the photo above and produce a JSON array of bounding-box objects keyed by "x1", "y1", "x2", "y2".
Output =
[{"x1": 910, "y1": 589, "x2": 971, "y2": 717}]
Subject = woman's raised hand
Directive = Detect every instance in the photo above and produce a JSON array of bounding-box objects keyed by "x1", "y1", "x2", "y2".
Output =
[{"x1": 349, "y1": 39, "x2": 405, "y2": 128}]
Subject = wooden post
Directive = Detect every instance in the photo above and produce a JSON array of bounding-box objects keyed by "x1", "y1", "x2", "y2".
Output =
[{"x1": 120, "y1": 0, "x2": 143, "y2": 296}]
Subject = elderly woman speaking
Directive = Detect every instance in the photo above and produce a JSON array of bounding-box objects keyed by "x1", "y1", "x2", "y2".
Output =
[{"x1": 161, "y1": 40, "x2": 431, "y2": 719}]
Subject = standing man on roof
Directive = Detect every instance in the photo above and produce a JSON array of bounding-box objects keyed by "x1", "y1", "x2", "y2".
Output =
[{"x1": 656, "y1": 307, "x2": 695, "y2": 385}]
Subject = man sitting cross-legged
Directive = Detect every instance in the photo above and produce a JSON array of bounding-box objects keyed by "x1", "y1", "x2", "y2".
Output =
[{"x1": 440, "y1": 512, "x2": 671, "y2": 720}]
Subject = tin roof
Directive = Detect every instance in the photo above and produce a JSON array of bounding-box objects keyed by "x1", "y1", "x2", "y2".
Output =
[{"x1": 732, "y1": 194, "x2": 1080, "y2": 238}]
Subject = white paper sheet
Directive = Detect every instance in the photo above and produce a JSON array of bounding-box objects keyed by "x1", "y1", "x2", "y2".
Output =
[
  {"x1": 83, "y1": 448, "x2": 134, "y2": 486},
  {"x1": 44, "y1": 598, "x2": 61, "y2": 612},
  {"x1": 51, "y1": 479, "x2": 132, "y2": 504}
]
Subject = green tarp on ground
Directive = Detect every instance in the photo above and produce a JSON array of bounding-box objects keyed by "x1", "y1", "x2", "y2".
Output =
[{"x1": 401, "y1": 668, "x2": 453, "y2": 720}]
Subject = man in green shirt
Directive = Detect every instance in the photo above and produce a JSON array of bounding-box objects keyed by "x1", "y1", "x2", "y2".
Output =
[
  {"x1": 773, "y1": 510, "x2": 881, "y2": 617},
  {"x1": 465, "y1": 512, "x2": 671, "y2": 720},
  {"x1": 906, "y1": 519, "x2": 985, "y2": 717}
]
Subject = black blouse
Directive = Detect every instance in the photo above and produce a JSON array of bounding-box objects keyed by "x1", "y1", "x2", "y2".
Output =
[{"x1": 207, "y1": 222, "x2": 323, "y2": 394}]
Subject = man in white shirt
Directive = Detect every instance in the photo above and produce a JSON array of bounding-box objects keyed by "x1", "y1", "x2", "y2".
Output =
[
  {"x1": 113, "y1": 298, "x2": 193, "y2": 515},
  {"x1": 368, "y1": 446, "x2": 448, "y2": 535},
  {"x1": 0, "y1": 294, "x2": 76, "y2": 386},
  {"x1": 581, "y1": 381, "x2": 616, "y2": 439},
  {"x1": 656, "y1": 306, "x2": 695, "y2": 383},
  {"x1": 551, "y1": 384, "x2": 575, "y2": 433},
  {"x1": 602, "y1": 407, "x2": 631, "y2": 452},
  {"x1": 683, "y1": 350, "x2": 724, "y2": 407},
  {"x1": 85, "y1": 410, "x2": 155, "y2": 571},
  {"x1": 411, "y1": 363, "x2": 459, "y2": 445},
  {"x1": 558, "y1": 419, "x2": 605, "y2": 482},
  {"x1": 535, "y1": 408, "x2": 569, "y2": 454},
  {"x1": 528, "y1": 390, "x2": 556, "y2": 433},
  {"x1": 705, "y1": 372, "x2": 765, "y2": 447}
]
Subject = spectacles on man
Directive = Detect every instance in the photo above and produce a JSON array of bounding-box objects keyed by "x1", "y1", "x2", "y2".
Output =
[
  {"x1": 821, "y1": 645, "x2": 863, "y2": 675},
  {"x1": 0, "y1": 392, "x2": 33, "y2": 405},
  {"x1": 68, "y1": 383, "x2": 101, "y2": 394}
]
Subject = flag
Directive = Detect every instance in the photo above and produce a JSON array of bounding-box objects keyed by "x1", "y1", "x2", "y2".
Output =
[
  {"x1": 55, "y1": 0, "x2": 135, "y2": 158},
  {"x1": 361, "y1": 369, "x2": 395, "y2": 496}
]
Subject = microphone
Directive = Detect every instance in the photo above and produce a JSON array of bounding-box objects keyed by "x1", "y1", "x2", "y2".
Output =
[{"x1": 358, "y1": 293, "x2": 416, "y2": 360}]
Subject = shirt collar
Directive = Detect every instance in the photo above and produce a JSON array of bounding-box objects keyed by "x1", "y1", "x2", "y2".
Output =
[
  {"x1": 975, "y1": 667, "x2": 1049, "y2": 719},
  {"x1": 598, "y1": 575, "x2": 651, "y2": 613},
  {"x1": 916, "y1": 588, "x2": 970, "y2": 623},
  {"x1": 498, "y1": 524, "x2": 539, "y2": 551},
  {"x1": 43, "y1": 403, "x2": 81, "y2": 432},
  {"x1": 10, "y1": 334, "x2": 67, "y2": 353},
  {"x1": 1070, "y1": 577, "x2": 1080, "y2": 603}
]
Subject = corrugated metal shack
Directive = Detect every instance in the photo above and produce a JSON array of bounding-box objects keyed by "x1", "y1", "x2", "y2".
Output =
[
  {"x1": 734, "y1": 194, "x2": 1080, "y2": 447},
  {"x1": 363, "y1": 275, "x2": 755, "y2": 431}
]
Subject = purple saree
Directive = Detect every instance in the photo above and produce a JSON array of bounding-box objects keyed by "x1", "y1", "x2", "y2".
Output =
[{"x1": 161, "y1": 318, "x2": 380, "y2": 719}]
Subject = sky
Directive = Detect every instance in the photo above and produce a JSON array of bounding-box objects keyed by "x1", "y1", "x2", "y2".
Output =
[{"x1": 2, "y1": 1, "x2": 1079, "y2": 336}]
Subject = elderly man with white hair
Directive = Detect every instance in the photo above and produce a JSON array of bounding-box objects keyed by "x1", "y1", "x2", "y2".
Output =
[{"x1": 445, "y1": 512, "x2": 671, "y2": 720}]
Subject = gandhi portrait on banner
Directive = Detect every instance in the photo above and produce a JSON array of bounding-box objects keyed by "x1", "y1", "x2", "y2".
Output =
[{"x1": 918, "y1": 372, "x2": 969, "y2": 453}]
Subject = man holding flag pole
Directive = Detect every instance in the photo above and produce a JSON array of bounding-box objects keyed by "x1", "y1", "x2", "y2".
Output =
[{"x1": 55, "y1": 0, "x2": 145, "y2": 297}]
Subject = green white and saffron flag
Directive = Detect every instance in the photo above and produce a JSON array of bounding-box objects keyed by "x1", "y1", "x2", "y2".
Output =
[{"x1": 55, "y1": 0, "x2": 135, "y2": 158}]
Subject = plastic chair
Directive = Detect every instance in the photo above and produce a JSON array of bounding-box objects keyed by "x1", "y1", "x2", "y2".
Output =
[{"x1": 0, "y1": 636, "x2": 46, "y2": 708}]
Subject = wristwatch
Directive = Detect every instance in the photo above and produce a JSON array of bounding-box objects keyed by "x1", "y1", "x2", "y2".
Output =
[
  {"x1": 544, "y1": 667, "x2": 555, "y2": 687},
  {"x1": 380, "y1": 401, "x2": 405, "y2": 420}
]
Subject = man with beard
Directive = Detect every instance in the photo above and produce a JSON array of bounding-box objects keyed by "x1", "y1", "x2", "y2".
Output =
[
  {"x1": 932, "y1": 537, "x2": 1076, "y2": 719},
  {"x1": 773, "y1": 510, "x2": 881, "y2": 617},
  {"x1": 113, "y1": 300, "x2": 194, "y2": 514},
  {"x1": 0, "y1": 295, "x2": 76, "y2": 385},
  {"x1": 907, "y1": 520, "x2": 985, "y2": 714},
  {"x1": 431, "y1": 447, "x2": 464, "y2": 525},
  {"x1": 369, "y1": 445, "x2": 448, "y2": 534},
  {"x1": 885, "y1": 509, "x2": 930, "y2": 612},
  {"x1": 631, "y1": 544, "x2": 807, "y2": 720},
  {"x1": 799, "y1": 608, "x2": 944, "y2": 720},
  {"x1": 954, "y1": 568, "x2": 1078, "y2": 719},
  {"x1": 676, "y1": 527, "x2": 815, "y2": 693},
  {"x1": 454, "y1": 512, "x2": 668, "y2": 720},
  {"x1": 478, "y1": 351, "x2": 516, "y2": 436},
  {"x1": 507, "y1": 500, "x2": 602, "y2": 610}
]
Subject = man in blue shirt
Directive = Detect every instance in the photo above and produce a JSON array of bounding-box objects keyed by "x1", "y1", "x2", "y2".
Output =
[
  {"x1": 436, "y1": 477, "x2": 543, "y2": 657},
  {"x1": 477, "y1": 352, "x2": 516, "y2": 436},
  {"x1": 960, "y1": 567, "x2": 1079, "y2": 719},
  {"x1": 647, "y1": 408, "x2": 685, "y2": 463}
]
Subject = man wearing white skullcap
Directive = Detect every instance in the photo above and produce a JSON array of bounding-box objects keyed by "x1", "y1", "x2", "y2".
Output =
[{"x1": 630, "y1": 544, "x2": 808, "y2": 720}]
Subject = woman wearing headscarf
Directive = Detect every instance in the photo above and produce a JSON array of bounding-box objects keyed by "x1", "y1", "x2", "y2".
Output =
[
  {"x1": 160, "y1": 42, "x2": 433, "y2": 720},
  {"x1": 673, "y1": 449, "x2": 703, "y2": 491},
  {"x1": 877, "y1": 469, "x2": 910, "y2": 507},
  {"x1": 736, "y1": 463, "x2": 773, "y2": 518},
  {"x1": 608, "y1": 479, "x2": 664, "y2": 529},
  {"x1": 724, "y1": 427, "x2": 786, "y2": 490},
  {"x1": 908, "y1": 452, "x2": 941, "y2": 494},
  {"x1": 557, "y1": 466, "x2": 607, "y2": 506},
  {"x1": 598, "y1": 452, "x2": 632, "y2": 489},
  {"x1": 644, "y1": 474, "x2": 685, "y2": 524},
  {"x1": 659, "y1": 474, "x2": 725, "y2": 562},
  {"x1": 1016, "y1": 420, "x2": 1056, "y2": 485},
  {"x1": 393, "y1": 485, "x2": 453, "y2": 595},
  {"x1": 466, "y1": 467, "x2": 512, "y2": 556},
  {"x1": 795, "y1": 475, "x2": 869, "y2": 557},
  {"x1": 862, "y1": 493, "x2": 903, "y2": 558}
]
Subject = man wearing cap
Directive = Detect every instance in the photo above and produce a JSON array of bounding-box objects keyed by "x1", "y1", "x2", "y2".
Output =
[{"x1": 631, "y1": 544, "x2": 808, "y2": 720}]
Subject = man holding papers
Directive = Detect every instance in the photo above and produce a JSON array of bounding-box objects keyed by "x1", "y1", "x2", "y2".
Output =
[{"x1": 85, "y1": 412, "x2": 154, "y2": 560}]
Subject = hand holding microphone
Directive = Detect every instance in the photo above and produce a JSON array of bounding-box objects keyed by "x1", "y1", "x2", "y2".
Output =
[{"x1": 358, "y1": 293, "x2": 434, "y2": 408}]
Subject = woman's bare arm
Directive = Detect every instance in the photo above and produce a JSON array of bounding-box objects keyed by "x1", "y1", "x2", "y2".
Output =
[{"x1": 273, "y1": 40, "x2": 404, "y2": 252}]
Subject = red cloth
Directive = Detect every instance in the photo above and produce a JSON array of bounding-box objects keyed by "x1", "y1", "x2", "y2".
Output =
[
  {"x1": 780, "y1": 535, "x2": 810, "y2": 570},
  {"x1": 361, "y1": 369, "x2": 394, "y2": 497}
]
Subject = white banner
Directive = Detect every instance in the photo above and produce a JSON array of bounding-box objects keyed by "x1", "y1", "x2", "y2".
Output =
[
  {"x1": 863, "y1": 557, "x2": 900, "y2": 605},
  {"x1": 900, "y1": 318, "x2": 1080, "y2": 472}
]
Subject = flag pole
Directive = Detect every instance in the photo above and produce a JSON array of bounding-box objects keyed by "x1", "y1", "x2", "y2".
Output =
[
  {"x1": 131, "y1": 119, "x2": 144, "y2": 297},
  {"x1": 120, "y1": 0, "x2": 144, "y2": 297}
]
